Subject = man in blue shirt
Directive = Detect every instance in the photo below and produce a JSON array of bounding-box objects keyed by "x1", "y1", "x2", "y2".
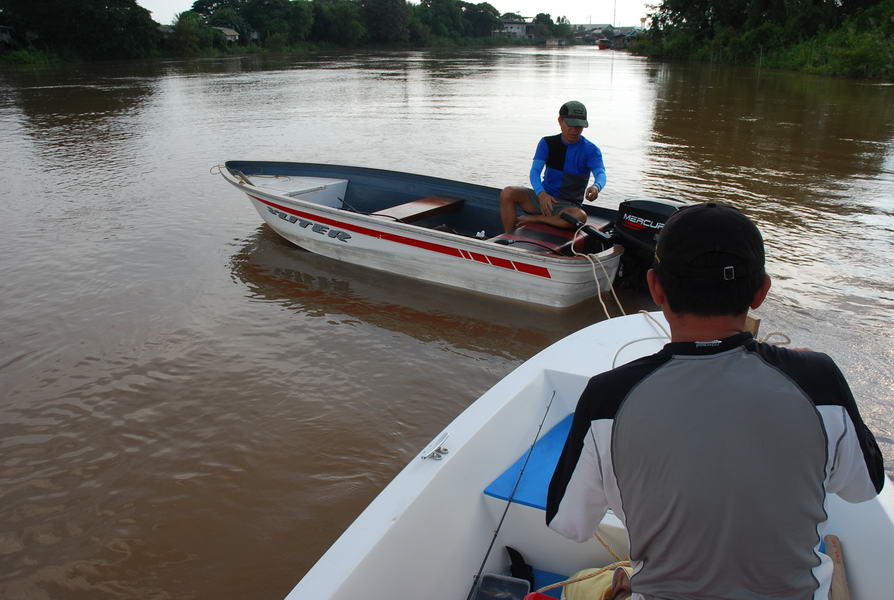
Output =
[{"x1": 500, "y1": 100, "x2": 607, "y2": 232}]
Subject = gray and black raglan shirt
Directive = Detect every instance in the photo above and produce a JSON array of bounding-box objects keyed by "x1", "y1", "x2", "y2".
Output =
[{"x1": 546, "y1": 333, "x2": 884, "y2": 600}]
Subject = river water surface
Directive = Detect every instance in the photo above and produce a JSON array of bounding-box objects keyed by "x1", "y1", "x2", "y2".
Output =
[{"x1": 1, "y1": 48, "x2": 892, "y2": 599}]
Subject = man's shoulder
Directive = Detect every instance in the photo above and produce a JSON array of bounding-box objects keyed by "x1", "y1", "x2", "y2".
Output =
[
  {"x1": 578, "y1": 135, "x2": 601, "y2": 153},
  {"x1": 748, "y1": 341, "x2": 848, "y2": 407},
  {"x1": 578, "y1": 351, "x2": 670, "y2": 421}
]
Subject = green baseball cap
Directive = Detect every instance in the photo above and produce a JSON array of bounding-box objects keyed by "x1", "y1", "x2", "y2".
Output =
[{"x1": 559, "y1": 100, "x2": 588, "y2": 127}]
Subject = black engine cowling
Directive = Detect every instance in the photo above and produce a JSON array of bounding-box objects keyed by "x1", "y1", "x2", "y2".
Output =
[{"x1": 612, "y1": 198, "x2": 690, "y2": 286}]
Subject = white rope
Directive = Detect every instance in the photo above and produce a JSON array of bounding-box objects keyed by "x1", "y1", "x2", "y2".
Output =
[
  {"x1": 610, "y1": 311, "x2": 671, "y2": 368},
  {"x1": 758, "y1": 332, "x2": 791, "y2": 346},
  {"x1": 571, "y1": 225, "x2": 626, "y2": 321},
  {"x1": 638, "y1": 309, "x2": 670, "y2": 339}
]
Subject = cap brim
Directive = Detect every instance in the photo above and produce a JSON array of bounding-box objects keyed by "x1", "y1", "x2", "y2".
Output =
[{"x1": 564, "y1": 118, "x2": 588, "y2": 127}]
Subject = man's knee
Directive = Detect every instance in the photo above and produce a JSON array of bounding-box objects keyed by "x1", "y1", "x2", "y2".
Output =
[
  {"x1": 501, "y1": 186, "x2": 521, "y2": 202},
  {"x1": 557, "y1": 207, "x2": 587, "y2": 224}
]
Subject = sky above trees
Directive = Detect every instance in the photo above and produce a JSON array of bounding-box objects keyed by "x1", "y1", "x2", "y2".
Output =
[{"x1": 136, "y1": 0, "x2": 654, "y2": 27}]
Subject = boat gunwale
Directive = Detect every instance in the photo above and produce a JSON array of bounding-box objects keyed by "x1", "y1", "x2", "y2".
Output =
[{"x1": 220, "y1": 164, "x2": 624, "y2": 267}]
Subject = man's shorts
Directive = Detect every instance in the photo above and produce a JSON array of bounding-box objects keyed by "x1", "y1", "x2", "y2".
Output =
[{"x1": 525, "y1": 188, "x2": 581, "y2": 217}]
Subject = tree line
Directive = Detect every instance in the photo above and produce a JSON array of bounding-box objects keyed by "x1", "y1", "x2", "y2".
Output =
[
  {"x1": 633, "y1": 0, "x2": 894, "y2": 79},
  {"x1": 0, "y1": 0, "x2": 575, "y2": 60}
]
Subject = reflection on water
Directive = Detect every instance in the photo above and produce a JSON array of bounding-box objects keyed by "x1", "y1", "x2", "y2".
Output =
[
  {"x1": 642, "y1": 63, "x2": 894, "y2": 329},
  {"x1": 0, "y1": 48, "x2": 892, "y2": 600},
  {"x1": 229, "y1": 225, "x2": 644, "y2": 360}
]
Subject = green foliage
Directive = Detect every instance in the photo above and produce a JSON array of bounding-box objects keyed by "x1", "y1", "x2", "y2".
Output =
[
  {"x1": 240, "y1": 0, "x2": 313, "y2": 45},
  {"x1": 362, "y1": 0, "x2": 411, "y2": 43},
  {"x1": 208, "y1": 7, "x2": 251, "y2": 42},
  {"x1": 412, "y1": 0, "x2": 501, "y2": 39},
  {"x1": 191, "y1": 0, "x2": 247, "y2": 19},
  {"x1": 634, "y1": 0, "x2": 894, "y2": 80},
  {"x1": 312, "y1": 0, "x2": 366, "y2": 45},
  {"x1": 170, "y1": 10, "x2": 218, "y2": 55},
  {"x1": 0, "y1": 48, "x2": 56, "y2": 65},
  {"x1": 462, "y1": 2, "x2": 501, "y2": 37},
  {"x1": 0, "y1": 0, "x2": 160, "y2": 59},
  {"x1": 766, "y1": 24, "x2": 894, "y2": 79}
]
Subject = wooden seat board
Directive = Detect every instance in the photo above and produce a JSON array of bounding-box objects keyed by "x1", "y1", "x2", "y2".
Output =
[{"x1": 371, "y1": 195, "x2": 464, "y2": 223}]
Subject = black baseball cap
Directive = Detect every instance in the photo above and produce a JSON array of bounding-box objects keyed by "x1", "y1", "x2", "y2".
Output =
[
  {"x1": 653, "y1": 202, "x2": 765, "y2": 282},
  {"x1": 559, "y1": 100, "x2": 588, "y2": 127}
]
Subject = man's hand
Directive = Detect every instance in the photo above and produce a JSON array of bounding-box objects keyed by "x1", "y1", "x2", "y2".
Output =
[
  {"x1": 537, "y1": 191, "x2": 556, "y2": 216},
  {"x1": 585, "y1": 186, "x2": 600, "y2": 201}
]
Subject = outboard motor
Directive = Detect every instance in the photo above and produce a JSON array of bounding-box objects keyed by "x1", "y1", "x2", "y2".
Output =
[{"x1": 612, "y1": 198, "x2": 690, "y2": 287}]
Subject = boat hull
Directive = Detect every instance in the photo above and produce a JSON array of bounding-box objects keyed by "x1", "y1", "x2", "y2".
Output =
[{"x1": 221, "y1": 162, "x2": 623, "y2": 309}]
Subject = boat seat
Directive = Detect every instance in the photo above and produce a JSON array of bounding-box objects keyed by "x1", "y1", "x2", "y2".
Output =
[
  {"x1": 491, "y1": 216, "x2": 611, "y2": 255},
  {"x1": 370, "y1": 195, "x2": 464, "y2": 224},
  {"x1": 483, "y1": 414, "x2": 573, "y2": 511}
]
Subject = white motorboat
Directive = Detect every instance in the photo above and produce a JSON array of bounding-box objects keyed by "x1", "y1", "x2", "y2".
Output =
[
  {"x1": 285, "y1": 312, "x2": 894, "y2": 600},
  {"x1": 218, "y1": 162, "x2": 684, "y2": 308}
]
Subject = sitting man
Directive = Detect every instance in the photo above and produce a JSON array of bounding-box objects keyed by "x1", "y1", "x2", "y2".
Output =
[
  {"x1": 546, "y1": 202, "x2": 885, "y2": 599},
  {"x1": 500, "y1": 100, "x2": 606, "y2": 233}
]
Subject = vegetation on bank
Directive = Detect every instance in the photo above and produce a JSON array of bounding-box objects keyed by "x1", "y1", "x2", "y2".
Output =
[
  {"x1": 2, "y1": 0, "x2": 891, "y2": 81},
  {"x1": 0, "y1": 0, "x2": 573, "y2": 65},
  {"x1": 631, "y1": 0, "x2": 894, "y2": 80}
]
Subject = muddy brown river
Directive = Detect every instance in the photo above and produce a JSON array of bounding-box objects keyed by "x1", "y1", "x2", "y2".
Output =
[{"x1": 1, "y1": 48, "x2": 892, "y2": 599}]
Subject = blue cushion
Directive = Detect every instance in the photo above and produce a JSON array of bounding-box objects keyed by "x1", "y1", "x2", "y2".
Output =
[
  {"x1": 483, "y1": 414, "x2": 573, "y2": 510},
  {"x1": 531, "y1": 568, "x2": 567, "y2": 598}
]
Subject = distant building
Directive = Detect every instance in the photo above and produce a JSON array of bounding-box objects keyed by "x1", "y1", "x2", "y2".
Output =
[
  {"x1": 572, "y1": 24, "x2": 613, "y2": 45},
  {"x1": 0, "y1": 25, "x2": 14, "y2": 49},
  {"x1": 498, "y1": 17, "x2": 534, "y2": 39},
  {"x1": 610, "y1": 26, "x2": 641, "y2": 49},
  {"x1": 212, "y1": 27, "x2": 239, "y2": 43},
  {"x1": 571, "y1": 24, "x2": 643, "y2": 48}
]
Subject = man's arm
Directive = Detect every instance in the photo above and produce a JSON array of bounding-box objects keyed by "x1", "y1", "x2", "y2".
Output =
[
  {"x1": 529, "y1": 158, "x2": 558, "y2": 216},
  {"x1": 529, "y1": 159, "x2": 545, "y2": 194},
  {"x1": 587, "y1": 146, "x2": 606, "y2": 192},
  {"x1": 824, "y1": 361, "x2": 886, "y2": 501},
  {"x1": 547, "y1": 384, "x2": 612, "y2": 541}
]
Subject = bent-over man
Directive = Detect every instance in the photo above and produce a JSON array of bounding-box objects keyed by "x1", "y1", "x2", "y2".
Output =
[{"x1": 547, "y1": 202, "x2": 885, "y2": 599}]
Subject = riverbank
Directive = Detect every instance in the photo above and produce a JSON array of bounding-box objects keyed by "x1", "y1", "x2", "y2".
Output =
[
  {"x1": 0, "y1": 35, "x2": 539, "y2": 67},
  {"x1": 630, "y1": 0, "x2": 894, "y2": 81}
]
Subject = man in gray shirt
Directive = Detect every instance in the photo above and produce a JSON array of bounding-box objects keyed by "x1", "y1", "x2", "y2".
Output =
[{"x1": 546, "y1": 202, "x2": 885, "y2": 599}]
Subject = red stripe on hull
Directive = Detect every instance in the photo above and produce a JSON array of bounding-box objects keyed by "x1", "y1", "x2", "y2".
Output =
[{"x1": 251, "y1": 195, "x2": 552, "y2": 279}]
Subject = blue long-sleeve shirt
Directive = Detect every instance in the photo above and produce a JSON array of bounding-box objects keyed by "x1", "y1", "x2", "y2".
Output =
[{"x1": 529, "y1": 134, "x2": 606, "y2": 202}]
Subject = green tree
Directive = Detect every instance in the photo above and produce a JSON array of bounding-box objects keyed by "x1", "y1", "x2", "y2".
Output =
[
  {"x1": 531, "y1": 12, "x2": 554, "y2": 39},
  {"x1": 0, "y1": 0, "x2": 160, "y2": 58},
  {"x1": 242, "y1": 0, "x2": 313, "y2": 46},
  {"x1": 416, "y1": 0, "x2": 462, "y2": 38},
  {"x1": 191, "y1": 0, "x2": 247, "y2": 18},
  {"x1": 171, "y1": 10, "x2": 218, "y2": 54},
  {"x1": 361, "y1": 0, "x2": 411, "y2": 43},
  {"x1": 311, "y1": 0, "x2": 366, "y2": 45},
  {"x1": 554, "y1": 15, "x2": 572, "y2": 40},
  {"x1": 287, "y1": 0, "x2": 314, "y2": 42},
  {"x1": 207, "y1": 7, "x2": 251, "y2": 44},
  {"x1": 460, "y1": 2, "x2": 500, "y2": 37}
]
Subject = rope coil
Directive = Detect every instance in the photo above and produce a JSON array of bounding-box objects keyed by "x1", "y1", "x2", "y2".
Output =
[
  {"x1": 571, "y1": 225, "x2": 626, "y2": 321},
  {"x1": 535, "y1": 532, "x2": 631, "y2": 594}
]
